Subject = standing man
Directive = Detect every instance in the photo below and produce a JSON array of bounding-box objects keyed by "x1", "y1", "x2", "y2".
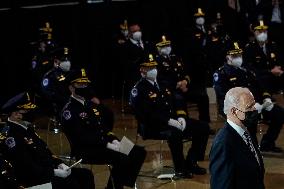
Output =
[{"x1": 210, "y1": 87, "x2": 265, "y2": 189}]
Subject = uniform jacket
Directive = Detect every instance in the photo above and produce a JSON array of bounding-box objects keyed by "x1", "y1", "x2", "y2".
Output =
[
  {"x1": 1, "y1": 121, "x2": 62, "y2": 187},
  {"x1": 210, "y1": 122, "x2": 265, "y2": 189},
  {"x1": 61, "y1": 97, "x2": 116, "y2": 158},
  {"x1": 156, "y1": 54, "x2": 189, "y2": 92},
  {"x1": 244, "y1": 40, "x2": 282, "y2": 77},
  {"x1": 130, "y1": 78, "x2": 187, "y2": 138},
  {"x1": 41, "y1": 67, "x2": 69, "y2": 110},
  {"x1": 213, "y1": 63, "x2": 270, "y2": 114}
]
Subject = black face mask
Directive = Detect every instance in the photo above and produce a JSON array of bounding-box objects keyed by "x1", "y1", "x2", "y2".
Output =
[
  {"x1": 240, "y1": 110, "x2": 259, "y2": 128},
  {"x1": 21, "y1": 111, "x2": 35, "y2": 123},
  {"x1": 75, "y1": 86, "x2": 96, "y2": 100}
]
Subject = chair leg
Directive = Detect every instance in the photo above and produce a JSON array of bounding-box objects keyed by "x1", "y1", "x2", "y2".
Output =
[{"x1": 107, "y1": 164, "x2": 115, "y2": 189}]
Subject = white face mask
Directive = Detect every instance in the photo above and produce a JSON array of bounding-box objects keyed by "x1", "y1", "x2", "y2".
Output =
[
  {"x1": 160, "y1": 46, "x2": 172, "y2": 56},
  {"x1": 196, "y1": 17, "x2": 205, "y2": 25},
  {"x1": 121, "y1": 30, "x2": 128, "y2": 37},
  {"x1": 146, "y1": 68, "x2": 158, "y2": 81},
  {"x1": 229, "y1": 57, "x2": 243, "y2": 67},
  {"x1": 59, "y1": 60, "x2": 71, "y2": 72},
  {"x1": 256, "y1": 32, "x2": 268, "y2": 42},
  {"x1": 132, "y1": 31, "x2": 142, "y2": 41}
]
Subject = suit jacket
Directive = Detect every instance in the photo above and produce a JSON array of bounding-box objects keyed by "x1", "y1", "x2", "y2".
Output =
[{"x1": 209, "y1": 122, "x2": 265, "y2": 189}]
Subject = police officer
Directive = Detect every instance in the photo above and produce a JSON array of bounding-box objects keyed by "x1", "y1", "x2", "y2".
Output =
[
  {"x1": 130, "y1": 54, "x2": 209, "y2": 178},
  {"x1": 155, "y1": 35, "x2": 190, "y2": 94},
  {"x1": 214, "y1": 41, "x2": 284, "y2": 152},
  {"x1": 30, "y1": 22, "x2": 57, "y2": 94},
  {"x1": 182, "y1": 8, "x2": 211, "y2": 123},
  {"x1": 41, "y1": 47, "x2": 72, "y2": 116},
  {"x1": 243, "y1": 20, "x2": 284, "y2": 95},
  {"x1": 0, "y1": 92, "x2": 95, "y2": 189},
  {"x1": 61, "y1": 68, "x2": 146, "y2": 189}
]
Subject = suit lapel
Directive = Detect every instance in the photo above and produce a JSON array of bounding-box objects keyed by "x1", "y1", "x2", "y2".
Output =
[{"x1": 225, "y1": 123, "x2": 263, "y2": 170}]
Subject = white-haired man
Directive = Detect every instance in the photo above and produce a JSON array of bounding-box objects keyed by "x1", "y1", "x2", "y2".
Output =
[{"x1": 209, "y1": 87, "x2": 265, "y2": 189}]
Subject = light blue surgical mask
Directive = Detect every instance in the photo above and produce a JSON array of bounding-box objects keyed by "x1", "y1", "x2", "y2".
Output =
[
  {"x1": 146, "y1": 68, "x2": 158, "y2": 81},
  {"x1": 160, "y1": 46, "x2": 172, "y2": 56}
]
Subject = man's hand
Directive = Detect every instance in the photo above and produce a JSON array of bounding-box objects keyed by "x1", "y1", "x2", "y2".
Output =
[
  {"x1": 262, "y1": 98, "x2": 274, "y2": 111},
  {"x1": 177, "y1": 117, "x2": 186, "y2": 131},
  {"x1": 271, "y1": 66, "x2": 283, "y2": 76},
  {"x1": 91, "y1": 97, "x2": 100, "y2": 104},
  {"x1": 168, "y1": 118, "x2": 183, "y2": 131},
  {"x1": 54, "y1": 168, "x2": 71, "y2": 178},
  {"x1": 254, "y1": 102, "x2": 263, "y2": 114},
  {"x1": 106, "y1": 140, "x2": 121, "y2": 152},
  {"x1": 176, "y1": 80, "x2": 188, "y2": 92}
]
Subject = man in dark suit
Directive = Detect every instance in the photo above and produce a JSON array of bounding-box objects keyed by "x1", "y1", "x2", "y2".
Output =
[{"x1": 210, "y1": 87, "x2": 265, "y2": 189}]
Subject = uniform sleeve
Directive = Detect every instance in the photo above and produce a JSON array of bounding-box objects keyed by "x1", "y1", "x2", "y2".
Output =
[
  {"x1": 5, "y1": 142, "x2": 54, "y2": 185},
  {"x1": 209, "y1": 139, "x2": 234, "y2": 189},
  {"x1": 213, "y1": 71, "x2": 227, "y2": 116}
]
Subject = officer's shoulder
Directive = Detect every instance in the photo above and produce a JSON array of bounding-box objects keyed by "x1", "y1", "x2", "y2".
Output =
[{"x1": 62, "y1": 100, "x2": 72, "y2": 111}]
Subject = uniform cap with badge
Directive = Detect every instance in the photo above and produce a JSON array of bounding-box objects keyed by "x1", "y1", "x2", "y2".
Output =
[
  {"x1": 1, "y1": 92, "x2": 37, "y2": 114},
  {"x1": 253, "y1": 20, "x2": 268, "y2": 31},
  {"x1": 140, "y1": 54, "x2": 158, "y2": 68},
  {"x1": 226, "y1": 41, "x2": 243, "y2": 55},
  {"x1": 120, "y1": 19, "x2": 128, "y2": 30},
  {"x1": 194, "y1": 8, "x2": 205, "y2": 17},
  {"x1": 66, "y1": 68, "x2": 91, "y2": 84},
  {"x1": 156, "y1": 35, "x2": 171, "y2": 48}
]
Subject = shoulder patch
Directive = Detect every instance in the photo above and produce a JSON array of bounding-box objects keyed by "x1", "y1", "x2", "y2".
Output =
[
  {"x1": 131, "y1": 88, "x2": 138, "y2": 97},
  {"x1": 213, "y1": 73, "x2": 219, "y2": 82},
  {"x1": 5, "y1": 137, "x2": 16, "y2": 149},
  {"x1": 62, "y1": 110, "x2": 71, "y2": 120},
  {"x1": 42, "y1": 78, "x2": 49, "y2": 87}
]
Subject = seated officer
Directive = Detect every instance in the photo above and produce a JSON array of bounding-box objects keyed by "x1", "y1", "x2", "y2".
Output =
[
  {"x1": 0, "y1": 92, "x2": 95, "y2": 189},
  {"x1": 155, "y1": 35, "x2": 189, "y2": 94},
  {"x1": 41, "y1": 47, "x2": 72, "y2": 115},
  {"x1": 130, "y1": 54, "x2": 209, "y2": 178},
  {"x1": 243, "y1": 20, "x2": 284, "y2": 95},
  {"x1": 213, "y1": 41, "x2": 284, "y2": 152},
  {"x1": 61, "y1": 68, "x2": 146, "y2": 189}
]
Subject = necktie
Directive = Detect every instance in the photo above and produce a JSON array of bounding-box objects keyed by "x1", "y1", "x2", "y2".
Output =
[
  {"x1": 243, "y1": 131, "x2": 261, "y2": 165},
  {"x1": 154, "y1": 82, "x2": 160, "y2": 90}
]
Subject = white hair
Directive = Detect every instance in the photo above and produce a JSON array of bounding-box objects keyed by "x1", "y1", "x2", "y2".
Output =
[{"x1": 223, "y1": 87, "x2": 251, "y2": 115}]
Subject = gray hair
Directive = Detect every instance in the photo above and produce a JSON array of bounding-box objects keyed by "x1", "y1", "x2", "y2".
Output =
[{"x1": 223, "y1": 87, "x2": 251, "y2": 115}]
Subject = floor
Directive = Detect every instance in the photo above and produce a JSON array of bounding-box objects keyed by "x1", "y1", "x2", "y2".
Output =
[{"x1": 35, "y1": 96, "x2": 284, "y2": 189}]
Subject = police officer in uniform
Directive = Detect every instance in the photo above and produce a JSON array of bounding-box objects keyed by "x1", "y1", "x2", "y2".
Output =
[
  {"x1": 0, "y1": 92, "x2": 95, "y2": 189},
  {"x1": 155, "y1": 35, "x2": 190, "y2": 94},
  {"x1": 61, "y1": 68, "x2": 146, "y2": 189},
  {"x1": 41, "y1": 47, "x2": 72, "y2": 116},
  {"x1": 30, "y1": 22, "x2": 57, "y2": 94},
  {"x1": 214, "y1": 41, "x2": 284, "y2": 152},
  {"x1": 183, "y1": 8, "x2": 211, "y2": 123},
  {"x1": 130, "y1": 54, "x2": 209, "y2": 178},
  {"x1": 243, "y1": 20, "x2": 284, "y2": 95}
]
